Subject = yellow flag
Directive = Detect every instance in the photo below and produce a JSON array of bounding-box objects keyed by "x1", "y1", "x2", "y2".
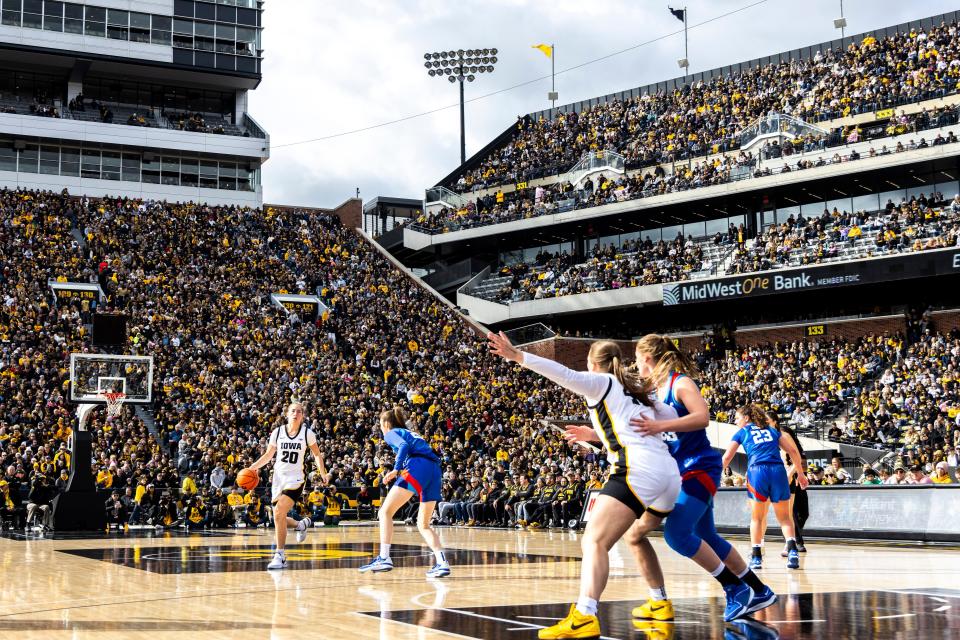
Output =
[{"x1": 532, "y1": 44, "x2": 553, "y2": 58}]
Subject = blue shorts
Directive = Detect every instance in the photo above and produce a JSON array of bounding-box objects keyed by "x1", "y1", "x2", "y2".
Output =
[
  {"x1": 746, "y1": 464, "x2": 791, "y2": 503},
  {"x1": 395, "y1": 457, "x2": 442, "y2": 503}
]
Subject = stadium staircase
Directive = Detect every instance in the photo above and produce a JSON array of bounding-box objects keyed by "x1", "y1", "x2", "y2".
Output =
[{"x1": 134, "y1": 404, "x2": 166, "y2": 455}]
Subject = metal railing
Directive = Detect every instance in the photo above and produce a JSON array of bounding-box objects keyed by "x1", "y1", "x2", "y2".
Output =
[
  {"x1": 564, "y1": 150, "x2": 625, "y2": 187},
  {"x1": 736, "y1": 112, "x2": 829, "y2": 150}
]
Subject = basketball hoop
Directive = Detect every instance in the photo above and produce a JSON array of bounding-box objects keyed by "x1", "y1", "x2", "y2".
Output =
[{"x1": 100, "y1": 391, "x2": 126, "y2": 420}]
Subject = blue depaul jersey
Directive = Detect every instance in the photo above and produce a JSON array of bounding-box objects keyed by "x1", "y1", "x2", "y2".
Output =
[
  {"x1": 660, "y1": 372, "x2": 722, "y2": 473},
  {"x1": 384, "y1": 427, "x2": 439, "y2": 471},
  {"x1": 732, "y1": 423, "x2": 783, "y2": 466}
]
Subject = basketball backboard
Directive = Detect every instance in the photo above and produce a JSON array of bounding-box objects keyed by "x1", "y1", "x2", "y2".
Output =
[{"x1": 69, "y1": 353, "x2": 153, "y2": 404}]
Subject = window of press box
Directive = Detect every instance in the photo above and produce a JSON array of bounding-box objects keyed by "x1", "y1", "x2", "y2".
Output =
[
  {"x1": 43, "y1": 0, "x2": 63, "y2": 32},
  {"x1": 1, "y1": 0, "x2": 21, "y2": 28},
  {"x1": 22, "y1": 0, "x2": 42, "y2": 29},
  {"x1": 64, "y1": 2, "x2": 81, "y2": 33},
  {"x1": 84, "y1": 5, "x2": 104, "y2": 37}
]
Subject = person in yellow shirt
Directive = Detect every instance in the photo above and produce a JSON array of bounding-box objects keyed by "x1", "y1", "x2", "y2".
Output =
[
  {"x1": 322, "y1": 486, "x2": 342, "y2": 526},
  {"x1": 307, "y1": 486, "x2": 326, "y2": 521},
  {"x1": 181, "y1": 471, "x2": 198, "y2": 497},
  {"x1": 1, "y1": 479, "x2": 22, "y2": 529},
  {"x1": 931, "y1": 462, "x2": 954, "y2": 484},
  {"x1": 227, "y1": 487, "x2": 246, "y2": 525},
  {"x1": 96, "y1": 465, "x2": 114, "y2": 489}
]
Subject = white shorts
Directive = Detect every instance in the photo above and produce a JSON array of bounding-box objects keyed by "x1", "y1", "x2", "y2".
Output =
[{"x1": 602, "y1": 446, "x2": 680, "y2": 517}]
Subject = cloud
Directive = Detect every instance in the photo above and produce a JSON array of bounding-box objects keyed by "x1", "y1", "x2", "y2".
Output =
[{"x1": 250, "y1": 0, "x2": 960, "y2": 207}]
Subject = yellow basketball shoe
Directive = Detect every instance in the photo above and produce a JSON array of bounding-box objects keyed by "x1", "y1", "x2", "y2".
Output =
[
  {"x1": 631, "y1": 599, "x2": 674, "y2": 621},
  {"x1": 538, "y1": 604, "x2": 601, "y2": 639},
  {"x1": 632, "y1": 620, "x2": 674, "y2": 640}
]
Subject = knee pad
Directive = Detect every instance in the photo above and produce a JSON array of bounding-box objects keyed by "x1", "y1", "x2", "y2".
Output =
[{"x1": 663, "y1": 516, "x2": 701, "y2": 558}]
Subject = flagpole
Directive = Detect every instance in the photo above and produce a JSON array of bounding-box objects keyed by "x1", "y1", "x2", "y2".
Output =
[
  {"x1": 551, "y1": 43, "x2": 556, "y2": 113},
  {"x1": 683, "y1": 7, "x2": 688, "y2": 76}
]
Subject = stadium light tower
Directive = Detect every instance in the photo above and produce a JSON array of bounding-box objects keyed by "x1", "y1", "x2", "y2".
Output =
[
  {"x1": 834, "y1": 0, "x2": 847, "y2": 38},
  {"x1": 423, "y1": 48, "x2": 498, "y2": 165}
]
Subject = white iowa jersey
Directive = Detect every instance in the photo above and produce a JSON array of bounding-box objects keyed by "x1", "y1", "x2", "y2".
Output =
[
  {"x1": 587, "y1": 374, "x2": 672, "y2": 465},
  {"x1": 269, "y1": 425, "x2": 316, "y2": 498}
]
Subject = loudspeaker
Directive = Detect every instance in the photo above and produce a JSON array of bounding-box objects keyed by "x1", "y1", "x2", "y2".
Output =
[{"x1": 92, "y1": 313, "x2": 128, "y2": 346}]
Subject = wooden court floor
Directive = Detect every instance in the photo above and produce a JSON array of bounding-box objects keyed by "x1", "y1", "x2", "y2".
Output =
[{"x1": 1, "y1": 524, "x2": 959, "y2": 639}]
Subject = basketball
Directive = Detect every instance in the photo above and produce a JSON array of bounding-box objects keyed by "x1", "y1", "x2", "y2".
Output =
[{"x1": 236, "y1": 468, "x2": 259, "y2": 491}]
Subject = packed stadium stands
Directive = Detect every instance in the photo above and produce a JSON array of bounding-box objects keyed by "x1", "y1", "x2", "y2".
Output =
[{"x1": 446, "y1": 21, "x2": 960, "y2": 195}]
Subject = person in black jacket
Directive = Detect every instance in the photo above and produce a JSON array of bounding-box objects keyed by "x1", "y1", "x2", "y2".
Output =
[
  {"x1": 26, "y1": 474, "x2": 56, "y2": 530},
  {"x1": 104, "y1": 489, "x2": 127, "y2": 526},
  {"x1": 504, "y1": 475, "x2": 533, "y2": 527},
  {"x1": 552, "y1": 473, "x2": 585, "y2": 529}
]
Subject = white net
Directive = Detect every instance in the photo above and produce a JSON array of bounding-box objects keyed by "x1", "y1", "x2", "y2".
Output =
[{"x1": 101, "y1": 391, "x2": 126, "y2": 420}]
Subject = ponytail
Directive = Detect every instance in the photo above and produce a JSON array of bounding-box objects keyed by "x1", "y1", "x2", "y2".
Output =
[
  {"x1": 379, "y1": 405, "x2": 408, "y2": 429},
  {"x1": 736, "y1": 403, "x2": 769, "y2": 428},
  {"x1": 635, "y1": 334, "x2": 699, "y2": 386},
  {"x1": 588, "y1": 340, "x2": 655, "y2": 407}
]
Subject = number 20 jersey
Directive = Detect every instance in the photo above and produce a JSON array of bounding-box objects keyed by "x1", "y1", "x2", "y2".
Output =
[{"x1": 269, "y1": 425, "x2": 316, "y2": 498}]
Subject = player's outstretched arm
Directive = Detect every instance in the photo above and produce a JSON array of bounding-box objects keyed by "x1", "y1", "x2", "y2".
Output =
[
  {"x1": 487, "y1": 331, "x2": 610, "y2": 403},
  {"x1": 631, "y1": 377, "x2": 710, "y2": 435},
  {"x1": 248, "y1": 444, "x2": 276, "y2": 471},
  {"x1": 308, "y1": 442, "x2": 331, "y2": 484}
]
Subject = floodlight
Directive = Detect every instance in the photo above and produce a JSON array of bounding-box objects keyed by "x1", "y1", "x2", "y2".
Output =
[
  {"x1": 448, "y1": 76, "x2": 456, "y2": 83},
  {"x1": 467, "y1": 74, "x2": 475, "y2": 82}
]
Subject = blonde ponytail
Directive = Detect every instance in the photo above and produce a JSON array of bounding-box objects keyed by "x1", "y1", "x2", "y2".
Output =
[{"x1": 589, "y1": 341, "x2": 655, "y2": 407}]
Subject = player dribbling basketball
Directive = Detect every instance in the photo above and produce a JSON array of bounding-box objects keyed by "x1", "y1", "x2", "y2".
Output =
[{"x1": 247, "y1": 401, "x2": 330, "y2": 570}]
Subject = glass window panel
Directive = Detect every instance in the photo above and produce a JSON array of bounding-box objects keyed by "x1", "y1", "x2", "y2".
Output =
[
  {"x1": 705, "y1": 217, "x2": 728, "y2": 236},
  {"x1": 237, "y1": 164, "x2": 251, "y2": 191},
  {"x1": 195, "y1": 36, "x2": 214, "y2": 51},
  {"x1": 106, "y1": 9, "x2": 127, "y2": 25},
  {"x1": 141, "y1": 156, "x2": 159, "y2": 184},
  {"x1": 2, "y1": 0, "x2": 21, "y2": 27},
  {"x1": 216, "y1": 4, "x2": 236, "y2": 23},
  {"x1": 60, "y1": 148, "x2": 79, "y2": 176},
  {"x1": 937, "y1": 181, "x2": 960, "y2": 199},
  {"x1": 218, "y1": 175, "x2": 236, "y2": 190},
  {"x1": 826, "y1": 197, "x2": 851, "y2": 215},
  {"x1": 800, "y1": 200, "x2": 824, "y2": 217},
  {"x1": 180, "y1": 159, "x2": 198, "y2": 187},
  {"x1": 218, "y1": 162, "x2": 236, "y2": 177},
  {"x1": 129, "y1": 11, "x2": 150, "y2": 42},
  {"x1": 641, "y1": 228, "x2": 661, "y2": 243},
  {"x1": 81, "y1": 150, "x2": 100, "y2": 179},
  {"x1": 173, "y1": 18, "x2": 192, "y2": 34},
  {"x1": 161, "y1": 156, "x2": 179, "y2": 185},
  {"x1": 129, "y1": 11, "x2": 149, "y2": 29},
  {"x1": 194, "y1": 2, "x2": 214, "y2": 20},
  {"x1": 84, "y1": 5, "x2": 104, "y2": 22},
  {"x1": 194, "y1": 21, "x2": 214, "y2": 37},
  {"x1": 22, "y1": 0, "x2": 41, "y2": 28},
  {"x1": 0, "y1": 139, "x2": 16, "y2": 172},
  {"x1": 151, "y1": 15, "x2": 170, "y2": 31},
  {"x1": 878, "y1": 189, "x2": 906, "y2": 209},
  {"x1": 851, "y1": 193, "x2": 879, "y2": 213},
  {"x1": 107, "y1": 24, "x2": 127, "y2": 39},
  {"x1": 173, "y1": 34, "x2": 193, "y2": 49},
  {"x1": 215, "y1": 39, "x2": 234, "y2": 55},
  {"x1": 215, "y1": 23, "x2": 235, "y2": 39},
  {"x1": 39, "y1": 146, "x2": 58, "y2": 174},
  {"x1": 64, "y1": 3, "x2": 82, "y2": 19},
  {"x1": 101, "y1": 152, "x2": 120, "y2": 180},
  {"x1": 151, "y1": 29, "x2": 170, "y2": 45},
  {"x1": 43, "y1": 0, "x2": 62, "y2": 31},
  {"x1": 85, "y1": 13, "x2": 104, "y2": 37},
  {"x1": 19, "y1": 144, "x2": 38, "y2": 173},
  {"x1": 684, "y1": 222, "x2": 705, "y2": 239},
  {"x1": 661, "y1": 224, "x2": 683, "y2": 241},
  {"x1": 121, "y1": 154, "x2": 140, "y2": 182},
  {"x1": 199, "y1": 160, "x2": 217, "y2": 188},
  {"x1": 64, "y1": 16, "x2": 81, "y2": 33}
]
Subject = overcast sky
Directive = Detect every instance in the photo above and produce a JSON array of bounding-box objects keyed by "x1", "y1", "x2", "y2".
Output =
[{"x1": 249, "y1": 0, "x2": 960, "y2": 208}]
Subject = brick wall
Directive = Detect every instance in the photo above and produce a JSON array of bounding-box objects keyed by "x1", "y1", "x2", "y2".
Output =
[
  {"x1": 734, "y1": 315, "x2": 906, "y2": 347},
  {"x1": 521, "y1": 338, "x2": 634, "y2": 370},
  {"x1": 931, "y1": 310, "x2": 960, "y2": 334}
]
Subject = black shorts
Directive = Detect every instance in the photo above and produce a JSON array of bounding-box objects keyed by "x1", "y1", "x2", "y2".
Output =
[
  {"x1": 272, "y1": 483, "x2": 304, "y2": 505},
  {"x1": 599, "y1": 470, "x2": 672, "y2": 519}
]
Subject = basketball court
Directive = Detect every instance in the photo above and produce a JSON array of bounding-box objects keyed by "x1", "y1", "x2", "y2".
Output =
[{"x1": 2, "y1": 525, "x2": 958, "y2": 639}]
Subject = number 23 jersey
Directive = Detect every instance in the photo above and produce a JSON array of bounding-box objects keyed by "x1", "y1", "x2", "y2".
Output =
[
  {"x1": 732, "y1": 423, "x2": 782, "y2": 466},
  {"x1": 269, "y1": 425, "x2": 317, "y2": 496}
]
